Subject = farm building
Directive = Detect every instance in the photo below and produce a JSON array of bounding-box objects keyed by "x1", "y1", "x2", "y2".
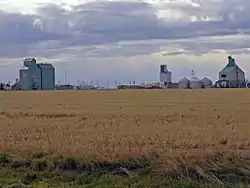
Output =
[
  {"x1": 189, "y1": 77, "x2": 202, "y2": 89},
  {"x1": 178, "y1": 77, "x2": 189, "y2": 89},
  {"x1": 19, "y1": 58, "x2": 55, "y2": 90},
  {"x1": 159, "y1": 64, "x2": 172, "y2": 87},
  {"x1": 201, "y1": 77, "x2": 213, "y2": 88},
  {"x1": 216, "y1": 56, "x2": 245, "y2": 88}
]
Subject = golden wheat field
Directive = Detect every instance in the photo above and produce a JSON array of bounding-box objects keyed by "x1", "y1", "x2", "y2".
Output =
[{"x1": 0, "y1": 89, "x2": 250, "y2": 166}]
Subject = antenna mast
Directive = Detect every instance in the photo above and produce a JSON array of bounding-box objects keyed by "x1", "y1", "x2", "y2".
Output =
[
  {"x1": 190, "y1": 70, "x2": 195, "y2": 79},
  {"x1": 64, "y1": 69, "x2": 67, "y2": 85}
]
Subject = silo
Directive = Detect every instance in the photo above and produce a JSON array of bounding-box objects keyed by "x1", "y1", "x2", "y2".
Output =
[
  {"x1": 201, "y1": 77, "x2": 213, "y2": 88},
  {"x1": 160, "y1": 64, "x2": 168, "y2": 73},
  {"x1": 160, "y1": 64, "x2": 172, "y2": 86},
  {"x1": 190, "y1": 77, "x2": 202, "y2": 89},
  {"x1": 23, "y1": 58, "x2": 36, "y2": 67},
  {"x1": 38, "y1": 63, "x2": 55, "y2": 90},
  {"x1": 160, "y1": 72, "x2": 172, "y2": 83},
  {"x1": 179, "y1": 77, "x2": 189, "y2": 88},
  {"x1": 20, "y1": 67, "x2": 31, "y2": 90}
]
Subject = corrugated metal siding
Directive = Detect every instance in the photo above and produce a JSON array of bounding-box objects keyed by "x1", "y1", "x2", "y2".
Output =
[
  {"x1": 40, "y1": 66, "x2": 55, "y2": 90},
  {"x1": 19, "y1": 64, "x2": 42, "y2": 90},
  {"x1": 19, "y1": 59, "x2": 56, "y2": 90},
  {"x1": 160, "y1": 72, "x2": 172, "y2": 83},
  {"x1": 179, "y1": 78, "x2": 189, "y2": 89},
  {"x1": 31, "y1": 65, "x2": 42, "y2": 90},
  {"x1": 20, "y1": 69, "x2": 31, "y2": 90},
  {"x1": 37, "y1": 64, "x2": 55, "y2": 90},
  {"x1": 219, "y1": 67, "x2": 245, "y2": 87}
]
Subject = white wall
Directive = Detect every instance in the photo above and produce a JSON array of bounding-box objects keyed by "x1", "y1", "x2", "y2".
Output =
[{"x1": 219, "y1": 67, "x2": 245, "y2": 87}]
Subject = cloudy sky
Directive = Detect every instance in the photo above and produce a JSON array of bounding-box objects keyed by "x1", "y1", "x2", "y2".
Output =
[{"x1": 0, "y1": 0, "x2": 250, "y2": 85}]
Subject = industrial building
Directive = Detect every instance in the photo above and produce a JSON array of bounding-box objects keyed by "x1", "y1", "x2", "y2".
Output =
[
  {"x1": 179, "y1": 77, "x2": 189, "y2": 89},
  {"x1": 19, "y1": 58, "x2": 55, "y2": 90},
  {"x1": 189, "y1": 77, "x2": 202, "y2": 89},
  {"x1": 141, "y1": 81, "x2": 165, "y2": 88},
  {"x1": 201, "y1": 77, "x2": 213, "y2": 88},
  {"x1": 215, "y1": 56, "x2": 245, "y2": 88},
  {"x1": 163, "y1": 56, "x2": 247, "y2": 89},
  {"x1": 120, "y1": 55, "x2": 246, "y2": 90},
  {"x1": 178, "y1": 70, "x2": 213, "y2": 89},
  {"x1": 159, "y1": 64, "x2": 172, "y2": 87}
]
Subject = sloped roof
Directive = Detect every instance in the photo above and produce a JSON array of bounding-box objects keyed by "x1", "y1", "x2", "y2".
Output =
[
  {"x1": 201, "y1": 77, "x2": 212, "y2": 81},
  {"x1": 201, "y1": 77, "x2": 212, "y2": 83},
  {"x1": 38, "y1": 63, "x2": 54, "y2": 69},
  {"x1": 179, "y1": 77, "x2": 189, "y2": 83},
  {"x1": 190, "y1": 77, "x2": 200, "y2": 82},
  {"x1": 220, "y1": 57, "x2": 243, "y2": 73},
  {"x1": 221, "y1": 66, "x2": 236, "y2": 73}
]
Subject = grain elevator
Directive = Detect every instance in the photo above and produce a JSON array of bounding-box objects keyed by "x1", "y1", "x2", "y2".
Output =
[
  {"x1": 215, "y1": 56, "x2": 245, "y2": 88},
  {"x1": 159, "y1": 64, "x2": 172, "y2": 87},
  {"x1": 19, "y1": 58, "x2": 55, "y2": 90}
]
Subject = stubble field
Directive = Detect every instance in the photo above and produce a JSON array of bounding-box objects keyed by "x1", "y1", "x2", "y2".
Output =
[{"x1": 0, "y1": 89, "x2": 250, "y2": 187}]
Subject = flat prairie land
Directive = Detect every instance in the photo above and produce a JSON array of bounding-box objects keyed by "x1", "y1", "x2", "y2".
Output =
[{"x1": 0, "y1": 89, "x2": 250, "y2": 187}]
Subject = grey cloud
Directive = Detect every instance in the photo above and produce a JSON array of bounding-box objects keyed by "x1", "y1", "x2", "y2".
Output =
[
  {"x1": 227, "y1": 48, "x2": 250, "y2": 55},
  {"x1": 157, "y1": 0, "x2": 250, "y2": 35},
  {"x1": 0, "y1": 11, "x2": 64, "y2": 44},
  {"x1": 34, "y1": 0, "x2": 250, "y2": 47},
  {"x1": 169, "y1": 34, "x2": 250, "y2": 56},
  {"x1": 36, "y1": 1, "x2": 165, "y2": 46},
  {"x1": 0, "y1": 1, "x2": 165, "y2": 58},
  {"x1": 1, "y1": 0, "x2": 250, "y2": 59},
  {"x1": 0, "y1": 10, "x2": 67, "y2": 58}
]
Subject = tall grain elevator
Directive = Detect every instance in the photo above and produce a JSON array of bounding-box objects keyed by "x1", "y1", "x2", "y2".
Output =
[
  {"x1": 216, "y1": 56, "x2": 245, "y2": 88},
  {"x1": 19, "y1": 58, "x2": 55, "y2": 90},
  {"x1": 159, "y1": 64, "x2": 172, "y2": 87}
]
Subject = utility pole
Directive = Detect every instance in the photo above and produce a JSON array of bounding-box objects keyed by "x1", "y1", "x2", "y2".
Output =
[{"x1": 65, "y1": 69, "x2": 67, "y2": 85}]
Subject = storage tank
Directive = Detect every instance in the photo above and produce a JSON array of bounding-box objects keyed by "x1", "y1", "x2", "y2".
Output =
[
  {"x1": 38, "y1": 63, "x2": 55, "y2": 90},
  {"x1": 179, "y1": 77, "x2": 189, "y2": 89},
  {"x1": 201, "y1": 77, "x2": 213, "y2": 88},
  {"x1": 19, "y1": 67, "x2": 31, "y2": 90},
  {"x1": 23, "y1": 58, "x2": 36, "y2": 67},
  {"x1": 160, "y1": 72, "x2": 172, "y2": 83},
  {"x1": 190, "y1": 77, "x2": 202, "y2": 89},
  {"x1": 160, "y1": 64, "x2": 172, "y2": 84},
  {"x1": 160, "y1": 65, "x2": 168, "y2": 73}
]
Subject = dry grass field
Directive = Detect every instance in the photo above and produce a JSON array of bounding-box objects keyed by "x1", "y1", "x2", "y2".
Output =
[{"x1": 0, "y1": 89, "x2": 250, "y2": 187}]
